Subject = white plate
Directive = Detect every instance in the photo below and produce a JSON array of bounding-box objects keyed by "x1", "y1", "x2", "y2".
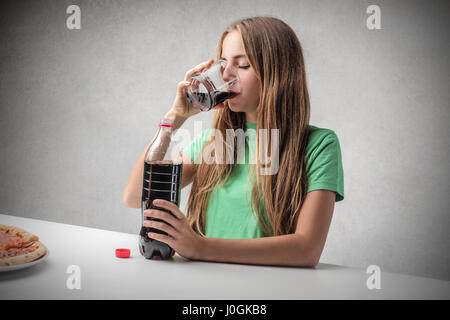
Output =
[{"x1": 0, "y1": 249, "x2": 50, "y2": 272}]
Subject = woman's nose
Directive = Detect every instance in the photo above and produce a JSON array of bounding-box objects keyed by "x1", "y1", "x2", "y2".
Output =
[{"x1": 222, "y1": 63, "x2": 237, "y2": 82}]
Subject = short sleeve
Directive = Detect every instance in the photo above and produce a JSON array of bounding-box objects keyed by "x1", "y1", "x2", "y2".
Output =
[
  {"x1": 182, "y1": 128, "x2": 212, "y2": 163},
  {"x1": 306, "y1": 131, "x2": 344, "y2": 202}
]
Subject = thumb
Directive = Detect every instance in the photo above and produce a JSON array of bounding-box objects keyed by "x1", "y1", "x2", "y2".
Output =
[
  {"x1": 178, "y1": 80, "x2": 191, "y2": 91},
  {"x1": 177, "y1": 80, "x2": 192, "y2": 97}
]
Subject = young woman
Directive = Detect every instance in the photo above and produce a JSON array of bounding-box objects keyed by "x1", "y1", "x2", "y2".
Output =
[{"x1": 123, "y1": 16, "x2": 344, "y2": 267}]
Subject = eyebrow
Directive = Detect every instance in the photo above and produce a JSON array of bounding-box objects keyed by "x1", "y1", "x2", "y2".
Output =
[{"x1": 220, "y1": 54, "x2": 247, "y2": 60}]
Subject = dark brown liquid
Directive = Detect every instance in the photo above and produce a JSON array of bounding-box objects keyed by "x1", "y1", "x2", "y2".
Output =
[
  {"x1": 186, "y1": 90, "x2": 238, "y2": 110},
  {"x1": 140, "y1": 161, "x2": 182, "y2": 259}
]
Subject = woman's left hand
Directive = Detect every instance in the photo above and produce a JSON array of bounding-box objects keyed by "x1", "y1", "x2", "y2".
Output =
[{"x1": 143, "y1": 199, "x2": 204, "y2": 260}]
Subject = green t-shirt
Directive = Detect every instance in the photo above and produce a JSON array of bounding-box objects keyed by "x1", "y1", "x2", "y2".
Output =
[{"x1": 182, "y1": 123, "x2": 344, "y2": 239}]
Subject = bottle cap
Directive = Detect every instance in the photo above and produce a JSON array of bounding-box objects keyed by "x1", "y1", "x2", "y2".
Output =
[{"x1": 115, "y1": 248, "x2": 131, "y2": 258}]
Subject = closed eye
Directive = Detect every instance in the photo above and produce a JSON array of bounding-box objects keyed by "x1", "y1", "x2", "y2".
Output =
[{"x1": 239, "y1": 65, "x2": 250, "y2": 69}]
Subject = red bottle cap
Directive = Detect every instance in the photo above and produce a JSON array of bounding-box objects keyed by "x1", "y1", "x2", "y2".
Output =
[{"x1": 115, "y1": 248, "x2": 131, "y2": 258}]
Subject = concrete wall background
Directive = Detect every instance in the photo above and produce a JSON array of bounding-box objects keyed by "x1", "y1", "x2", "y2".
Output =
[{"x1": 1, "y1": 0, "x2": 449, "y2": 280}]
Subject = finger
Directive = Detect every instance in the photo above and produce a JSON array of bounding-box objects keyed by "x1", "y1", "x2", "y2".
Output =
[
  {"x1": 188, "y1": 58, "x2": 214, "y2": 75},
  {"x1": 148, "y1": 232, "x2": 174, "y2": 247},
  {"x1": 144, "y1": 209, "x2": 181, "y2": 229},
  {"x1": 184, "y1": 58, "x2": 214, "y2": 81},
  {"x1": 177, "y1": 80, "x2": 191, "y2": 90},
  {"x1": 153, "y1": 199, "x2": 185, "y2": 220},
  {"x1": 176, "y1": 80, "x2": 192, "y2": 96},
  {"x1": 144, "y1": 220, "x2": 178, "y2": 238}
]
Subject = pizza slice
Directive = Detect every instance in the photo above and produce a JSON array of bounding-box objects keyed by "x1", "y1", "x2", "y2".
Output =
[
  {"x1": 0, "y1": 241, "x2": 47, "y2": 266},
  {"x1": 0, "y1": 225, "x2": 39, "y2": 251},
  {"x1": 0, "y1": 224, "x2": 47, "y2": 266}
]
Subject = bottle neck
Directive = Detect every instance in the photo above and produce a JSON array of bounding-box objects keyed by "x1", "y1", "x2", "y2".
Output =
[
  {"x1": 144, "y1": 118, "x2": 174, "y2": 161},
  {"x1": 157, "y1": 118, "x2": 174, "y2": 136},
  {"x1": 159, "y1": 118, "x2": 174, "y2": 128}
]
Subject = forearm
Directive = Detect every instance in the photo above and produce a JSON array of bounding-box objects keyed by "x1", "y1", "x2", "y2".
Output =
[
  {"x1": 197, "y1": 233, "x2": 318, "y2": 268},
  {"x1": 122, "y1": 132, "x2": 158, "y2": 208}
]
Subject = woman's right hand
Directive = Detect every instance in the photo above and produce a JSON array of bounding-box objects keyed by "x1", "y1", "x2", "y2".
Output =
[{"x1": 168, "y1": 58, "x2": 215, "y2": 120}]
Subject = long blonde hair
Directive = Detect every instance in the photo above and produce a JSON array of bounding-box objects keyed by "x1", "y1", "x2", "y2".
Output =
[{"x1": 186, "y1": 17, "x2": 311, "y2": 237}]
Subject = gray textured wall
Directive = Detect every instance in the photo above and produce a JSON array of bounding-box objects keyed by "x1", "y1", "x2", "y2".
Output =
[{"x1": 1, "y1": 0, "x2": 449, "y2": 281}]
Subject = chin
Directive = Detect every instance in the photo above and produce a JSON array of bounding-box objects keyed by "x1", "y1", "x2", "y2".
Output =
[{"x1": 228, "y1": 102, "x2": 242, "y2": 112}]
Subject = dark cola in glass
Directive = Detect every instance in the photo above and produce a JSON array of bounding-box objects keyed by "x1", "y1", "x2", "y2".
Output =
[{"x1": 186, "y1": 90, "x2": 239, "y2": 111}]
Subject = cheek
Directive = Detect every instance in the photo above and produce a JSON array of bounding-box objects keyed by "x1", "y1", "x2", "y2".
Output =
[{"x1": 240, "y1": 73, "x2": 260, "y2": 102}]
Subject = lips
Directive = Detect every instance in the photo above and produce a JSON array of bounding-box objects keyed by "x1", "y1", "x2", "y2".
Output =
[
  {"x1": 215, "y1": 92, "x2": 240, "y2": 109},
  {"x1": 230, "y1": 92, "x2": 240, "y2": 99}
]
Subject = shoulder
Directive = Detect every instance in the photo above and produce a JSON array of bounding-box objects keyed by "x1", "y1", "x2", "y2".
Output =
[
  {"x1": 304, "y1": 125, "x2": 345, "y2": 201},
  {"x1": 306, "y1": 125, "x2": 341, "y2": 156},
  {"x1": 304, "y1": 124, "x2": 343, "y2": 172}
]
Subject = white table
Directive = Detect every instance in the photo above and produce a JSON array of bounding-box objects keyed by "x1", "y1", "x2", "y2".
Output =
[{"x1": 0, "y1": 214, "x2": 449, "y2": 300}]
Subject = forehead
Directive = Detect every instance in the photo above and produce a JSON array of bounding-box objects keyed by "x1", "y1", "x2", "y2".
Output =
[{"x1": 221, "y1": 30, "x2": 247, "y2": 59}]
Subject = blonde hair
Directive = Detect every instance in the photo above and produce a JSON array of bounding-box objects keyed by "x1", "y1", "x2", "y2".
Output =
[{"x1": 186, "y1": 16, "x2": 311, "y2": 237}]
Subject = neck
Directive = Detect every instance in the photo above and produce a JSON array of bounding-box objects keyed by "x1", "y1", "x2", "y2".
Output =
[{"x1": 245, "y1": 111, "x2": 257, "y2": 123}]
